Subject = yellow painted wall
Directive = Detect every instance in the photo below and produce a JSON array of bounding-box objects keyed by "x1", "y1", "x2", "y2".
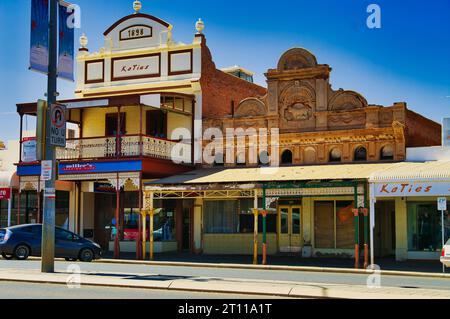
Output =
[
  {"x1": 203, "y1": 234, "x2": 278, "y2": 255},
  {"x1": 394, "y1": 197, "x2": 408, "y2": 261},
  {"x1": 82, "y1": 106, "x2": 191, "y2": 138}
]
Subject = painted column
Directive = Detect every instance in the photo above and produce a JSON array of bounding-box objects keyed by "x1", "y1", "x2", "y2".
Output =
[
  {"x1": 369, "y1": 183, "x2": 376, "y2": 269},
  {"x1": 395, "y1": 197, "x2": 408, "y2": 261},
  {"x1": 7, "y1": 188, "x2": 12, "y2": 227},
  {"x1": 253, "y1": 190, "x2": 259, "y2": 265},
  {"x1": 114, "y1": 174, "x2": 120, "y2": 259}
]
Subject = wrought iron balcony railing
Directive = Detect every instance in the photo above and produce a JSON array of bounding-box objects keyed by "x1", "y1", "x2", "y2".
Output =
[{"x1": 55, "y1": 135, "x2": 191, "y2": 164}]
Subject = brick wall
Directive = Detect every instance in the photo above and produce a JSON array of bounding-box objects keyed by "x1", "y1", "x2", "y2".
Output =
[
  {"x1": 199, "y1": 36, "x2": 267, "y2": 119},
  {"x1": 405, "y1": 109, "x2": 442, "y2": 147}
]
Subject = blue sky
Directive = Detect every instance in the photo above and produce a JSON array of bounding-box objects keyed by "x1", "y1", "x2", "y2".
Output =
[{"x1": 0, "y1": 0, "x2": 449, "y2": 141}]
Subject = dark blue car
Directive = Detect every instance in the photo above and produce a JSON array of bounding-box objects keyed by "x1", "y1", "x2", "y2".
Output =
[{"x1": 0, "y1": 224, "x2": 102, "y2": 262}]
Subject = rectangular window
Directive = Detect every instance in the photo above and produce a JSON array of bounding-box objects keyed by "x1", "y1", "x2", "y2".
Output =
[
  {"x1": 146, "y1": 110, "x2": 167, "y2": 138},
  {"x1": 56, "y1": 191, "x2": 70, "y2": 229},
  {"x1": 314, "y1": 200, "x2": 355, "y2": 249},
  {"x1": 238, "y1": 199, "x2": 276, "y2": 233},
  {"x1": 204, "y1": 200, "x2": 238, "y2": 234},
  {"x1": 407, "y1": 202, "x2": 449, "y2": 252},
  {"x1": 105, "y1": 113, "x2": 126, "y2": 137},
  {"x1": 336, "y1": 201, "x2": 355, "y2": 249},
  {"x1": 314, "y1": 201, "x2": 334, "y2": 248}
]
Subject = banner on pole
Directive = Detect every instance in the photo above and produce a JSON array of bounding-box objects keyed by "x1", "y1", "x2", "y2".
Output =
[
  {"x1": 30, "y1": 0, "x2": 49, "y2": 74},
  {"x1": 58, "y1": 1, "x2": 75, "y2": 81}
]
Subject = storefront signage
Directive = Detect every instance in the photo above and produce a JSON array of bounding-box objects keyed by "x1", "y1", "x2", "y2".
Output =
[
  {"x1": 41, "y1": 160, "x2": 52, "y2": 181},
  {"x1": 0, "y1": 188, "x2": 11, "y2": 200},
  {"x1": 111, "y1": 54, "x2": 160, "y2": 81},
  {"x1": 59, "y1": 160, "x2": 142, "y2": 175},
  {"x1": 438, "y1": 197, "x2": 447, "y2": 211},
  {"x1": 374, "y1": 182, "x2": 450, "y2": 197},
  {"x1": 22, "y1": 137, "x2": 37, "y2": 163}
]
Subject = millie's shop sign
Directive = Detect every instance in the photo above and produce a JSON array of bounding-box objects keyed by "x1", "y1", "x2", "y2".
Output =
[{"x1": 374, "y1": 182, "x2": 450, "y2": 197}]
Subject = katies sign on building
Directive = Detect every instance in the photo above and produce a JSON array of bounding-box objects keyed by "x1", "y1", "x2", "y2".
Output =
[
  {"x1": 111, "y1": 54, "x2": 160, "y2": 81},
  {"x1": 374, "y1": 182, "x2": 450, "y2": 197}
]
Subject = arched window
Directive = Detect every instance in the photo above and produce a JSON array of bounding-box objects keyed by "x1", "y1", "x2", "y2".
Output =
[
  {"x1": 281, "y1": 150, "x2": 293, "y2": 165},
  {"x1": 259, "y1": 151, "x2": 270, "y2": 166},
  {"x1": 354, "y1": 146, "x2": 367, "y2": 162},
  {"x1": 329, "y1": 148, "x2": 342, "y2": 162},
  {"x1": 380, "y1": 145, "x2": 394, "y2": 160},
  {"x1": 236, "y1": 152, "x2": 246, "y2": 166},
  {"x1": 214, "y1": 153, "x2": 224, "y2": 167},
  {"x1": 303, "y1": 147, "x2": 316, "y2": 164}
]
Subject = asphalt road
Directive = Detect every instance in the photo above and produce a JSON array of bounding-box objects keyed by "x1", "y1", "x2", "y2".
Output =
[
  {"x1": 0, "y1": 259, "x2": 449, "y2": 291},
  {"x1": 0, "y1": 281, "x2": 285, "y2": 299}
]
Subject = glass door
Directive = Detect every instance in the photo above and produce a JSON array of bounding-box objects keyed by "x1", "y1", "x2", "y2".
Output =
[{"x1": 278, "y1": 205, "x2": 302, "y2": 253}]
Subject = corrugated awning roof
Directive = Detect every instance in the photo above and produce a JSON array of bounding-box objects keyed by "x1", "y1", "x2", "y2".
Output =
[
  {"x1": 369, "y1": 161, "x2": 450, "y2": 182},
  {"x1": 145, "y1": 163, "x2": 394, "y2": 186}
]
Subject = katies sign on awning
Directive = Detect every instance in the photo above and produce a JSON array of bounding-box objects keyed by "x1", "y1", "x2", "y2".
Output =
[{"x1": 373, "y1": 182, "x2": 450, "y2": 197}]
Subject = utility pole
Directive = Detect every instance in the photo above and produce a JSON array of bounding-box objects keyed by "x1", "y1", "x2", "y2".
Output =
[{"x1": 41, "y1": 0, "x2": 58, "y2": 273}]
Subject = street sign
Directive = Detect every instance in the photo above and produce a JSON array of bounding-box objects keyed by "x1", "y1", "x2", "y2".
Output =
[
  {"x1": 44, "y1": 188, "x2": 56, "y2": 199},
  {"x1": 438, "y1": 197, "x2": 447, "y2": 211},
  {"x1": 0, "y1": 188, "x2": 11, "y2": 200},
  {"x1": 41, "y1": 160, "x2": 53, "y2": 181},
  {"x1": 50, "y1": 103, "x2": 66, "y2": 147}
]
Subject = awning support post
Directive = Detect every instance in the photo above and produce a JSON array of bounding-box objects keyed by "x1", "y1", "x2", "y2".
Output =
[
  {"x1": 7, "y1": 187, "x2": 12, "y2": 227},
  {"x1": 369, "y1": 184, "x2": 376, "y2": 270},
  {"x1": 363, "y1": 208, "x2": 369, "y2": 269},
  {"x1": 353, "y1": 184, "x2": 360, "y2": 269},
  {"x1": 114, "y1": 174, "x2": 120, "y2": 259},
  {"x1": 253, "y1": 190, "x2": 259, "y2": 265},
  {"x1": 262, "y1": 186, "x2": 267, "y2": 265},
  {"x1": 149, "y1": 192, "x2": 154, "y2": 261}
]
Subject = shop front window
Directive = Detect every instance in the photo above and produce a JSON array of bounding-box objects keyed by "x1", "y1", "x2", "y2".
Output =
[
  {"x1": 238, "y1": 199, "x2": 276, "y2": 234},
  {"x1": 314, "y1": 200, "x2": 355, "y2": 249},
  {"x1": 408, "y1": 202, "x2": 449, "y2": 252},
  {"x1": 153, "y1": 209, "x2": 176, "y2": 242},
  {"x1": 56, "y1": 191, "x2": 70, "y2": 229}
]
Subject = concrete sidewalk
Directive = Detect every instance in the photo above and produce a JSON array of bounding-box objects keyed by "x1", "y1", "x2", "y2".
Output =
[
  {"x1": 98, "y1": 252, "x2": 448, "y2": 278},
  {"x1": 0, "y1": 268, "x2": 448, "y2": 299}
]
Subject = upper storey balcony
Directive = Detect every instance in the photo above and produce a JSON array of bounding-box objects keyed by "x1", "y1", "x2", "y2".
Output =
[{"x1": 16, "y1": 92, "x2": 194, "y2": 166}]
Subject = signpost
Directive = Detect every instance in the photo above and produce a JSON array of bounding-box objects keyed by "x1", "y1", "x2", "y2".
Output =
[
  {"x1": 41, "y1": 0, "x2": 59, "y2": 273},
  {"x1": 438, "y1": 197, "x2": 447, "y2": 273}
]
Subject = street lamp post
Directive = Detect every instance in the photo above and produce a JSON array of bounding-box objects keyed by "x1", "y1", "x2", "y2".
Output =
[{"x1": 41, "y1": 0, "x2": 58, "y2": 273}]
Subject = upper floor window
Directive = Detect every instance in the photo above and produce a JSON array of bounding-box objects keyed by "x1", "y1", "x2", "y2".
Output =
[
  {"x1": 380, "y1": 145, "x2": 394, "y2": 160},
  {"x1": 105, "y1": 113, "x2": 126, "y2": 137},
  {"x1": 213, "y1": 153, "x2": 224, "y2": 167},
  {"x1": 329, "y1": 148, "x2": 342, "y2": 163},
  {"x1": 281, "y1": 150, "x2": 293, "y2": 165},
  {"x1": 354, "y1": 146, "x2": 367, "y2": 162},
  {"x1": 259, "y1": 151, "x2": 270, "y2": 166},
  {"x1": 146, "y1": 110, "x2": 167, "y2": 139}
]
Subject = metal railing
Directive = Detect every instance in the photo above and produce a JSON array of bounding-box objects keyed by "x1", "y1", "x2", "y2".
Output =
[{"x1": 56, "y1": 135, "x2": 191, "y2": 163}]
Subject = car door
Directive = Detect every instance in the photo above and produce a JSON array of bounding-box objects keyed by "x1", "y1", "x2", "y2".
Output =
[
  {"x1": 55, "y1": 228, "x2": 82, "y2": 258},
  {"x1": 29, "y1": 225, "x2": 42, "y2": 256}
]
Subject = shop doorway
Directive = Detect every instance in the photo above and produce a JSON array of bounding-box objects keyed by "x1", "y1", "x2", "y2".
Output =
[
  {"x1": 278, "y1": 205, "x2": 302, "y2": 253},
  {"x1": 94, "y1": 193, "x2": 116, "y2": 251},
  {"x1": 374, "y1": 201, "x2": 396, "y2": 258}
]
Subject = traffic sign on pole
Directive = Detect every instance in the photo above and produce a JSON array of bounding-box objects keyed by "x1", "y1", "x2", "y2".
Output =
[{"x1": 50, "y1": 103, "x2": 67, "y2": 147}]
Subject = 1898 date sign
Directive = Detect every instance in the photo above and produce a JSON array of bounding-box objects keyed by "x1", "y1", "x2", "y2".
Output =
[{"x1": 50, "y1": 103, "x2": 66, "y2": 147}]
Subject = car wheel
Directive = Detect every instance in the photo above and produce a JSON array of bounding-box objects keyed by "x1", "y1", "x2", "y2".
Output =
[
  {"x1": 1, "y1": 253, "x2": 13, "y2": 260},
  {"x1": 79, "y1": 248, "x2": 94, "y2": 262},
  {"x1": 14, "y1": 245, "x2": 30, "y2": 260}
]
